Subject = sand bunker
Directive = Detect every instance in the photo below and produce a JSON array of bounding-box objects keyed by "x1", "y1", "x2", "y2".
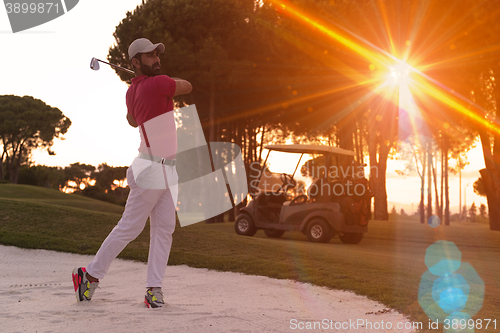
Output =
[{"x1": 0, "y1": 245, "x2": 415, "y2": 332}]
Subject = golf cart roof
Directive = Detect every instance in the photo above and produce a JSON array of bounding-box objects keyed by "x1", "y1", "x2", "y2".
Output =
[{"x1": 264, "y1": 144, "x2": 355, "y2": 156}]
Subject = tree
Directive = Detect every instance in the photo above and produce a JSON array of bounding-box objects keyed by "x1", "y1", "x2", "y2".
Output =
[
  {"x1": 473, "y1": 176, "x2": 486, "y2": 197},
  {"x1": 419, "y1": 0, "x2": 500, "y2": 231},
  {"x1": 469, "y1": 202, "x2": 477, "y2": 223},
  {"x1": 479, "y1": 203, "x2": 487, "y2": 220},
  {"x1": 365, "y1": 91, "x2": 398, "y2": 221},
  {"x1": 107, "y1": 0, "x2": 394, "y2": 222},
  {"x1": 17, "y1": 165, "x2": 66, "y2": 190},
  {"x1": 394, "y1": 136, "x2": 428, "y2": 224},
  {"x1": 92, "y1": 163, "x2": 128, "y2": 192},
  {"x1": 256, "y1": 0, "x2": 399, "y2": 220},
  {"x1": 107, "y1": 0, "x2": 294, "y2": 199},
  {"x1": 0, "y1": 95, "x2": 71, "y2": 183},
  {"x1": 68, "y1": 163, "x2": 129, "y2": 205},
  {"x1": 64, "y1": 163, "x2": 95, "y2": 192}
]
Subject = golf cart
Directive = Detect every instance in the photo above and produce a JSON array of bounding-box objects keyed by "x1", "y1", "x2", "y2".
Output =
[{"x1": 235, "y1": 144, "x2": 372, "y2": 244}]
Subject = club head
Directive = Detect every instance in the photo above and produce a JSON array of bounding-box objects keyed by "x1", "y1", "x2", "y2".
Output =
[{"x1": 90, "y1": 57, "x2": 100, "y2": 71}]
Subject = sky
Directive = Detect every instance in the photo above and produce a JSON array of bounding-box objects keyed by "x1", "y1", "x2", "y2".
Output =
[
  {"x1": 0, "y1": 0, "x2": 488, "y2": 213},
  {"x1": 0, "y1": 0, "x2": 144, "y2": 167}
]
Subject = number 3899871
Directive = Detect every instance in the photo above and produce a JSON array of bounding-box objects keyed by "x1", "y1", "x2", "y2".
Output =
[
  {"x1": 5, "y1": 2, "x2": 60, "y2": 14},
  {"x1": 444, "y1": 319, "x2": 497, "y2": 330}
]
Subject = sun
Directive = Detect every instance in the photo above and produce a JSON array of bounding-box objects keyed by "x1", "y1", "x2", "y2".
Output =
[{"x1": 389, "y1": 61, "x2": 411, "y2": 86}]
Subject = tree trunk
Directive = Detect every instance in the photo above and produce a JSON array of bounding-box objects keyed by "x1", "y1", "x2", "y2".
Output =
[
  {"x1": 372, "y1": 165, "x2": 388, "y2": 220},
  {"x1": 427, "y1": 139, "x2": 432, "y2": 220},
  {"x1": 209, "y1": 72, "x2": 216, "y2": 144},
  {"x1": 368, "y1": 136, "x2": 390, "y2": 220},
  {"x1": 459, "y1": 167, "x2": 462, "y2": 221},
  {"x1": 444, "y1": 140, "x2": 450, "y2": 226},
  {"x1": 479, "y1": 168, "x2": 500, "y2": 231},
  {"x1": 366, "y1": 115, "x2": 390, "y2": 221},
  {"x1": 258, "y1": 125, "x2": 266, "y2": 163},
  {"x1": 478, "y1": 128, "x2": 500, "y2": 231},
  {"x1": 8, "y1": 145, "x2": 23, "y2": 184},
  {"x1": 11, "y1": 156, "x2": 22, "y2": 184},
  {"x1": 440, "y1": 145, "x2": 444, "y2": 220},
  {"x1": 432, "y1": 155, "x2": 440, "y2": 219},
  {"x1": 205, "y1": 71, "x2": 216, "y2": 224},
  {"x1": 250, "y1": 126, "x2": 256, "y2": 163},
  {"x1": 338, "y1": 118, "x2": 355, "y2": 171},
  {"x1": 354, "y1": 120, "x2": 362, "y2": 164},
  {"x1": 419, "y1": 145, "x2": 426, "y2": 224},
  {"x1": 0, "y1": 150, "x2": 5, "y2": 181},
  {"x1": 243, "y1": 127, "x2": 248, "y2": 165},
  {"x1": 5, "y1": 151, "x2": 11, "y2": 183}
]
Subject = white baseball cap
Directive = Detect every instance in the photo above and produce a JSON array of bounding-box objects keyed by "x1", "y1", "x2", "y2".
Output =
[{"x1": 128, "y1": 38, "x2": 165, "y2": 60}]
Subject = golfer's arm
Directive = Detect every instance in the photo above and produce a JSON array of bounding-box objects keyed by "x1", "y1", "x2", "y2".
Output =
[
  {"x1": 172, "y1": 78, "x2": 192, "y2": 96},
  {"x1": 127, "y1": 112, "x2": 138, "y2": 128}
]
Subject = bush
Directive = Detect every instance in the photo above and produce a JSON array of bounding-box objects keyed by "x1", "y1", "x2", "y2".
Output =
[
  {"x1": 17, "y1": 165, "x2": 65, "y2": 189},
  {"x1": 81, "y1": 185, "x2": 129, "y2": 206}
]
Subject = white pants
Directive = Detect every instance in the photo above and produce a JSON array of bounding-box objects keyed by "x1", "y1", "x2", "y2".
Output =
[{"x1": 87, "y1": 159, "x2": 178, "y2": 288}]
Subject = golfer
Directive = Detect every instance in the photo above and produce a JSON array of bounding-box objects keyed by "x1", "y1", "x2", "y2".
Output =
[{"x1": 72, "y1": 38, "x2": 192, "y2": 308}]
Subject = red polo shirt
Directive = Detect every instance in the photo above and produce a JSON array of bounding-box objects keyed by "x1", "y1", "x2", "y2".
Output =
[{"x1": 126, "y1": 75, "x2": 176, "y2": 125}]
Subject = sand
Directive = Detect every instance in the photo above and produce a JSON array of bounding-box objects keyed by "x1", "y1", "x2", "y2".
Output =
[{"x1": 0, "y1": 245, "x2": 415, "y2": 332}]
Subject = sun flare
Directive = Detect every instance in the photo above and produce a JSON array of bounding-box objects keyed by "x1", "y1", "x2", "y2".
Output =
[{"x1": 389, "y1": 61, "x2": 411, "y2": 86}]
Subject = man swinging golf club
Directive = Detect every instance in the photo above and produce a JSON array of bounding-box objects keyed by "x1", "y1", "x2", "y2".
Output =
[{"x1": 72, "y1": 38, "x2": 192, "y2": 308}]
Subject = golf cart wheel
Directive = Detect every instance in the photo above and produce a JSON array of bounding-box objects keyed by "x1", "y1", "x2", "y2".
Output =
[
  {"x1": 339, "y1": 232, "x2": 364, "y2": 244},
  {"x1": 306, "y1": 219, "x2": 332, "y2": 243},
  {"x1": 235, "y1": 214, "x2": 257, "y2": 236},
  {"x1": 264, "y1": 229, "x2": 285, "y2": 238}
]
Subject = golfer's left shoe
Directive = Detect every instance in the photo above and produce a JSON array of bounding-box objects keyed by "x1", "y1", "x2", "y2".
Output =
[
  {"x1": 72, "y1": 267, "x2": 99, "y2": 302},
  {"x1": 144, "y1": 287, "x2": 165, "y2": 308}
]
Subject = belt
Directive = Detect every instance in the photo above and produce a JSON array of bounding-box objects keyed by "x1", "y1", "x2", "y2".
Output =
[{"x1": 138, "y1": 153, "x2": 176, "y2": 166}]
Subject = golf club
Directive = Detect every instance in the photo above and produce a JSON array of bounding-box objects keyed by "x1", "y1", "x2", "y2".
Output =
[{"x1": 90, "y1": 57, "x2": 135, "y2": 75}]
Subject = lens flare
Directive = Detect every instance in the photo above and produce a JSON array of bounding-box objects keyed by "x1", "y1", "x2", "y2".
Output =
[
  {"x1": 389, "y1": 62, "x2": 411, "y2": 86},
  {"x1": 268, "y1": 0, "x2": 500, "y2": 137}
]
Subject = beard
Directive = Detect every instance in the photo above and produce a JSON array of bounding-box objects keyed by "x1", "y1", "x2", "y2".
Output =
[{"x1": 140, "y1": 61, "x2": 161, "y2": 76}]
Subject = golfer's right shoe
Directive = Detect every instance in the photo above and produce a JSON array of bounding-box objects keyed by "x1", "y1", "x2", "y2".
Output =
[
  {"x1": 72, "y1": 267, "x2": 99, "y2": 302},
  {"x1": 144, "y1": 287, "x2": 165, "y2": 308}
]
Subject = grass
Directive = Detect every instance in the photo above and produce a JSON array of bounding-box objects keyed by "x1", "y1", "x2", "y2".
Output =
[
  {"x1": 1, "y1": 183, "x2": 499, "y2": 332},
  {"x1": 0, "y1": 184, "x2": 125, "y2": 215}
]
